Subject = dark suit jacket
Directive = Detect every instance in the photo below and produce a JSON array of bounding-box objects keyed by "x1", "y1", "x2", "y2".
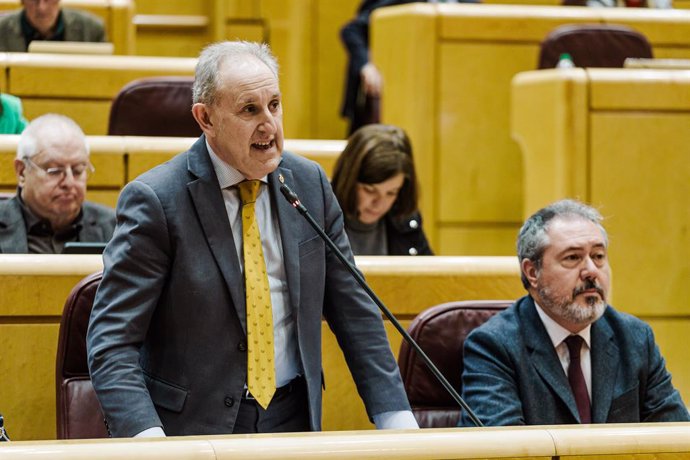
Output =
[
  {"x1": 0, "y1": 195, "x2": 115, "y2": 253},
  {"x1": 340, "y1": 0, "x2": 478, "y2": 130},
  {"x1": 340, "y1": 0, "x2": 417, "y2": 123},
  {"x1": 386, "y1": 211, "x2": 433, "y2": 256},
  {"x1": 86, "y1": 137, "x2": 411, "y2": 437},
  {"x1": 0, "y1": 8, "x2": 105, "y2": 52},
  {"x1": 460, "y1": 295, "x2": 689, "y2": 426}
]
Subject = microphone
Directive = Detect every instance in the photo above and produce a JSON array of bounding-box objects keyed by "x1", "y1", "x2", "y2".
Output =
[{"x1": 279, "y1": 183, "x2": 484, "y2": 427}]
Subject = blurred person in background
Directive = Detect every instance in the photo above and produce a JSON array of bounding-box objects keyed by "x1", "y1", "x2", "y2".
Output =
[
  {"x1": 340, "y1": 0, "x2": 476, "y2": 135},
  {"x1": 331, "y1": 123, "x2": 432, "y2": 256},
  {"x1": 0, "y1": 0, "x2": 105, "y2": 52},
  {"x1": 0, "y1": 114, "x2": 115, "y2": 253}
]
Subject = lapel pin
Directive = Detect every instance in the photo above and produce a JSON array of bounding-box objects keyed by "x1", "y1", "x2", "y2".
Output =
[{"x1": 278, "y1": 173, "x2": 285, "y2": 184}]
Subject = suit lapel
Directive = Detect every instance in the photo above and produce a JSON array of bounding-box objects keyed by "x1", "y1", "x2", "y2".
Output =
[
  {"x1": 268, "y1": 166, "x2": 301, "y2": 316},
  {"x1": 186, "y1": 137, "x2": 247, "y2": 331},
  {"x1": 521, "y1": 298, "x2": 581, "y2": 422},
  {"x1": 5, "y1": 13, "x2": 26, "y2": 52},
  {"x1": 590, "y1": 311, "x2": 618, "y2": 422},
  {"x1": 0, "y1": 196, "x2": 28, "y2": 253}
]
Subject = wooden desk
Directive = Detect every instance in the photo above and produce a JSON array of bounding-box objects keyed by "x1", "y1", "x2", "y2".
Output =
[
  {"x1": 0, "y1": 0, "x2": 135, "y2": 55},
  {"x1": 0, "y1": 423, "x2": 689, "y2": 459},
  {"x1": 0, "y1": 255, "x2": 523, "y2": 440},
  {"x1": 511, "y1": 67, "x2": 690, "y2": 406},
  {"x1": 371, "y1": 3, "x2": 690, "y2": 255}
]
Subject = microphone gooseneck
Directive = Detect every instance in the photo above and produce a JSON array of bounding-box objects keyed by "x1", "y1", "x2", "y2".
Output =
[{"x1": 279, "y1": 182, "x2": 483, "y2": 428}]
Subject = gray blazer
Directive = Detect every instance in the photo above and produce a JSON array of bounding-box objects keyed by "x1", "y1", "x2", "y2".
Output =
[
  {"x1": 0, "y1": 8, "x2": 105, "y2": 52},
  {"x1": 0, "y1": 195, "x2": 115, "y2": 253},
  {"x1": 86, "y1": 137, "x2": 411, "y2": 437},
  {"x1": 460, "y1": 295, "x2": 689, "y2": 426}
]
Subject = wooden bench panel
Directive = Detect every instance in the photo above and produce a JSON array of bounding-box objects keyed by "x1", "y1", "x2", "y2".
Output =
[
  {"x1": 4, "y1": 53, "x2": 197, "y2": 134},
  {"x1": 371, "y1": 3, "x2": 690, "y2": 256}
]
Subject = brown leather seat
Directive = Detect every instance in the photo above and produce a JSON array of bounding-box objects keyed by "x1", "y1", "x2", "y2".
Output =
[
  {"x1": 537, "y1": 24, "x2": 653, "y2": 69},
  {"x1": 398, "y1": 300, "x2": 512, "y2": 428},
  {"x1": 107, "y1": 76, "x2": 202, "y2": 137},
  {"x1": 55, "y1": 271, "x2": 108, "y2": 439}
]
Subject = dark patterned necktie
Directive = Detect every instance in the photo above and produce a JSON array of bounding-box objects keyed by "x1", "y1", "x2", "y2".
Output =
[{"x1": 565, "y1": 335, "x2": 591, "y2": 423}]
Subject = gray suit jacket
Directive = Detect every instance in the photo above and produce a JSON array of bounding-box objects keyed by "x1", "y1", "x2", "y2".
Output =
[
  {"x1": 86, "y1": 137, "x2": 411, "y2": 437},
  {"x1": 0, "y1": 195, "x2": 115, "y2": 253},
  {"x1": 460, "y1": 295, "x2": 689, "y2": 426},
  {"x1": 0, "y1": 8, "x2": 105, "y2": 52}
]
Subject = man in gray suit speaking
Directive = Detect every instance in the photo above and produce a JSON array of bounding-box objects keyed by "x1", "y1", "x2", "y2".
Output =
[
  {"x1": 460, "y1": 199, "x2": 689, "y2": 426},
  {"x1": 87, "y1": 41, "x2": 417, "y2": 437}
]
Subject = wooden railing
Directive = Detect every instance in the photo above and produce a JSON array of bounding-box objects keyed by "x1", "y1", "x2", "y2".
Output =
[{"x1": 0, "y1": 423, "x2": 689, "y2": 459}]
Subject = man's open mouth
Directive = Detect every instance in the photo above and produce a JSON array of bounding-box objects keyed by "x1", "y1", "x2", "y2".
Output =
[{"x1": 252, "y1": 140, "x2": 274, "y2": 150}]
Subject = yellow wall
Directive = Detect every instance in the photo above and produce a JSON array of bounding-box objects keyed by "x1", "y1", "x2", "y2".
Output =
[
  {"x1": 371, "y1": 3, "x2": 690, "y2": 256},
  {"x1": 0, "y1": 255, "x2": 523, "y2": 440}
]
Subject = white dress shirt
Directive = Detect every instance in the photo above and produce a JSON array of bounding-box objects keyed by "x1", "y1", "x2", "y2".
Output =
[{"x1": 534, "y1": 302, "x2": 592, "y2": 400}]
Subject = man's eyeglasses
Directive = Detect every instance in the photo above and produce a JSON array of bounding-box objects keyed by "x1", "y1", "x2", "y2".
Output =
[{"x1": 23, "y1": 157, "x2": 95, "y2": 182}]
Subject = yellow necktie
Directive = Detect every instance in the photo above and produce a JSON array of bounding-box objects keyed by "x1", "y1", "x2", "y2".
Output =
[{"x1": 238, "y1": 180, "x2": 276, "y2": 409}]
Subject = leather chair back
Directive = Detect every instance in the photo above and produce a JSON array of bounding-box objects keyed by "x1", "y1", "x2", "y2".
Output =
[
  {"x1": 398, "y1": 300, "x2": 511, "y2": 428},
  {"x1": 55, "y1": 271, "x2": 108, "y2": 439},
  {"x1": 107, "y1": 76, "x2": 202, "y2": 137},
  {"x1": 538, "y1": 24, "x2": 653, "y2": 69}
]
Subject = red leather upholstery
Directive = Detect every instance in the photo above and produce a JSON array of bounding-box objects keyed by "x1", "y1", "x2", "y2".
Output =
[
  {"x1": 398, "y1": 300, "x2": 511, "y2": 428},
  {"x1": 538, "y1": 24, "x2": 653, "y2": 69},
  {"x1": 55, "y1": 271, "x2": 108, "y2": 439},
  {"x1": 107, "y1": 76, "x2": 202, "y2": 137}
]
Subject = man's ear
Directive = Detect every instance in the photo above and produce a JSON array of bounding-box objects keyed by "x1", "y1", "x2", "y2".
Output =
[
  {"x1": 14, "y1": 158, "x2": 26, "y2": 186},
  {"x1": 191, "y1": 103, "x2": 213, "y2": 137},
  {"x1": 521, "y1": 258, "x2": 539, "y2": 289}
]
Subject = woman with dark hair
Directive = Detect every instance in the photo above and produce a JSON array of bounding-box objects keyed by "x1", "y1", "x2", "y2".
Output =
[{"x1": 331, "y1": 123, "x2": 432, "y2": 255}]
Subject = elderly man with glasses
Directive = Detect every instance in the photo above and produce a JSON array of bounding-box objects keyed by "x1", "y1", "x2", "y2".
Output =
[{"x1": 0, "y1": 113, "x2": 115, "y2": 253}]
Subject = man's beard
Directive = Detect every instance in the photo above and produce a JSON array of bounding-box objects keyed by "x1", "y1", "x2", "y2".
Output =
[{"x1": 538, "y1": 278, "x2": 606, "y2": 326}]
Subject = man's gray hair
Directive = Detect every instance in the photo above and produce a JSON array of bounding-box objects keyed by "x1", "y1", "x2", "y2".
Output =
[
  {"x1": 192, "y1": 41, "x2": 279, "y2": 106},
  {"x1": 517, "y1": 199, "x2": 608, "y2": 289},
  {"x1": 17, "y1": 113, "x2": 89, "y2": 160}
]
